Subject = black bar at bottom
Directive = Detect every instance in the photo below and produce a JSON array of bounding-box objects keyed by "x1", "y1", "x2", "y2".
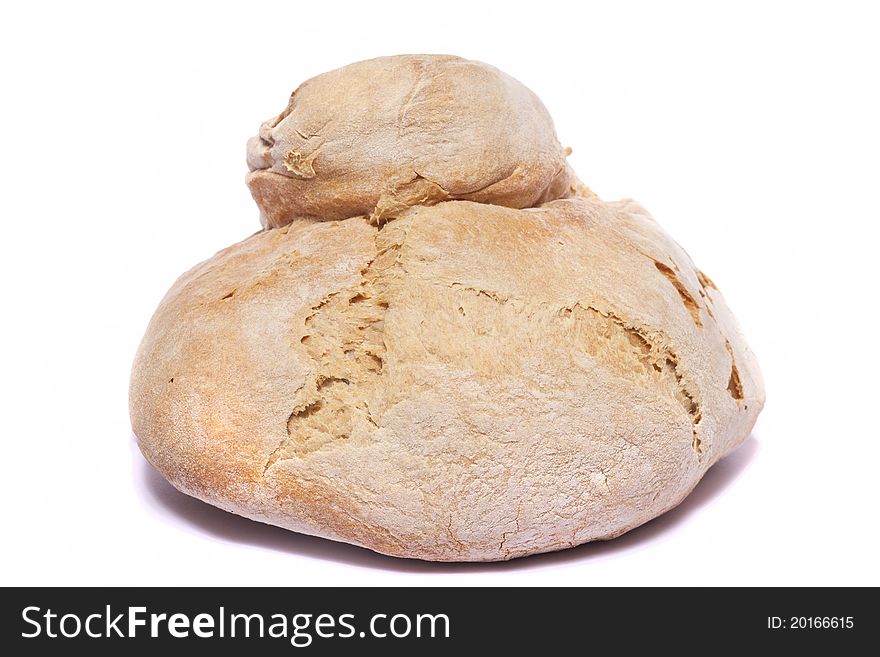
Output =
[{"x1": 2, "y1": 587, "x2": 871, "y2": 653}]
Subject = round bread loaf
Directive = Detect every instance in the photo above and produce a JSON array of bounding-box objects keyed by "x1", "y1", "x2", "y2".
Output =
[
  {"x1": 131, "y1": 55, "x2": 764, "y2": 561},
  {"x1": 245, "y1": 55, "x2": 576, "y2": 227}
]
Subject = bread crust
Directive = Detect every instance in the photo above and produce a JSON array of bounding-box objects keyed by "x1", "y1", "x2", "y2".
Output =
[
  {"x1": 245, "y1": 55, "x2": 576, "y2": 228},
  {"x1": 131, "y1": 195, "x2": 764, "y2": 561}
]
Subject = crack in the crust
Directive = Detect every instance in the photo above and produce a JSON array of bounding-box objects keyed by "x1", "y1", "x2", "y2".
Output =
[
  {"x1": 272, "y1": 400, "x2": 325, "y2": 466},
  {"x1": 654, "y1": 261, "x2": 703, "y2": 328},
  {"x1": 583, "y1": 304, "x2": 703, "y2": 434},
  {"x1": 697, "y1": 270, "x2": 717, "y2": 290},
  {"x1": 262, "y1": 220, "x2": 410, "y2": 473},
  {"x1": 363, "y1": 402, "x2": 380, "y2": 428},
  {"x1": 370, "y1": 171, "x2": 450, "y2": 226},
  {"x1": 293, "y1": 122, "x2": 329, "y2": 141},
  {"x1": 282, "y1": 147, "x2": 319, "y2": 179},
  {"x1": 410, "y1": 169, "x2": 447, "y2": 194},
  {"x1": 446, "y1": 514, "x2": 465, "y2": 552},
  {"x1": 509, "y1": 289, "x2": 703, "y2": 433},
  {"x1": 369, "y1": 162, "x2": 528, "y2": 226},
  {"x1": 443, "y1": 283, "x2": 704, "y2": 456},
  {"x1": 264, "y1": 227, "x2": 705, "y2": 472},
  {"x1": 262, "y1": 441, "x2": 286, "y2": 475},
  {"x1": 448, "y1": 282, "x2": 510, "y2": 304},
  {"x1": 725, "y1": 339, "x2": 744, "y2": 401},
  {"x1": 694, "y1": 271, "x2": 742, "y2": 405},
  {"x1": 453, "y1": 165, "x2": 522, "y2": 197},
  {"x1": 499, "y1": 506, "x2": 522, "y2": 558},
  {"x1": 262, "y1": 381, "x2": 308, "y2": 474}
]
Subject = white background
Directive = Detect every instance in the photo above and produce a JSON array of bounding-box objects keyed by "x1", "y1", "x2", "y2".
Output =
[{"x1": 2, "y1": 0, "x2": 878, "y2": 586}]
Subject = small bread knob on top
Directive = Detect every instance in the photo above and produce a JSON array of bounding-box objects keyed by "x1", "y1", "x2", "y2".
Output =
[
  {"x1": 131, "y1": 55, "x2": 764, "y2": 561},
  {"x1": 246, "y1": 55, "x2": 577, "y2": 228}
]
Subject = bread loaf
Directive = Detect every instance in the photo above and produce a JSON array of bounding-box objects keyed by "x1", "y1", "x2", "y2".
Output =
[{"x1": 131, "y1": 55, "x2": 764, "y2": 561}]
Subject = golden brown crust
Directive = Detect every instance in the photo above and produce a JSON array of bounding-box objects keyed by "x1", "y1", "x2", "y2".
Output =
[
  {"x1": 132, "y1": 55, "x2": 764, "y2": 561},
  {"x1": 131, "y1": 197, "x2": 764, "y2": 561},
  {"x1": 245, "y1": 55, "x2": 576, "y2": 228}
]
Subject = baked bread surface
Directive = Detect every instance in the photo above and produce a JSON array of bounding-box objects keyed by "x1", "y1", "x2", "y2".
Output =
[
  {"x1": 131, "y1": 55, "x2": 764, "y2": 561},
  {"x1": 245, "y1": 55, "x2": 576, "y2": 228}
]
